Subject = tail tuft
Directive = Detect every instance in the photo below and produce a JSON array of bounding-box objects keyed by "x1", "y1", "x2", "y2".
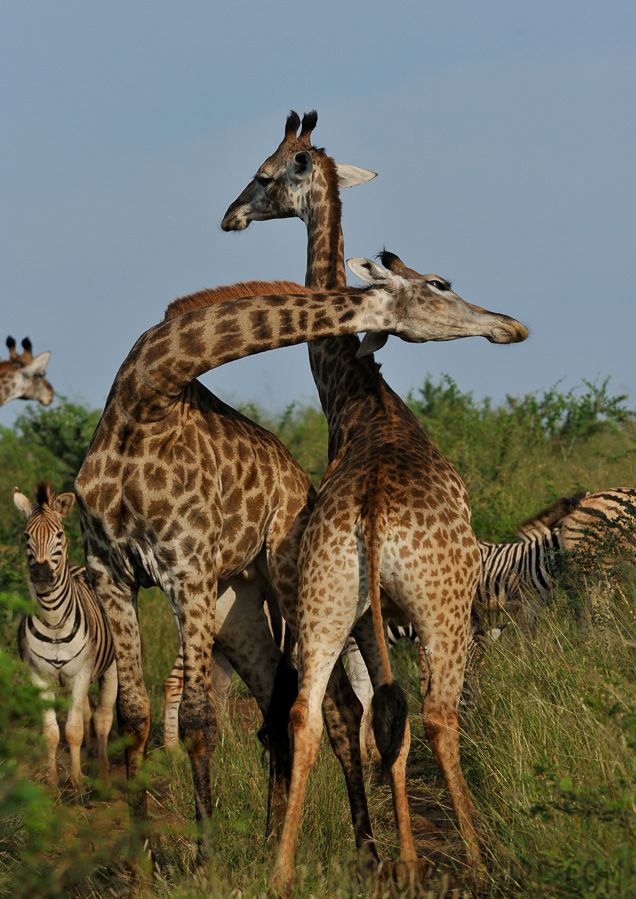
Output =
[{"x1": 371, "y1": 682, "x2": 408, "y2": 777}]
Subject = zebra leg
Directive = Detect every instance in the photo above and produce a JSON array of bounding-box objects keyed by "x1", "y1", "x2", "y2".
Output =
[
  {"x1": 32, "y1": 671, "x2": 60, "y2": 788},
  {"x1": 93, "y1": 659, "x2": 117, "y2": 784},
  {"x1": 82, "y1": 694, "x2": 93, "y2": 753},
  {"x1": 162, "y1": 655, "x2": 183, "y2": 751},
  {"x1": 163, "y1": 645, "x2": 233, "y2": 751},
  {"x1": 67, "y1": 671, "x2": 92, "y2": 792}
]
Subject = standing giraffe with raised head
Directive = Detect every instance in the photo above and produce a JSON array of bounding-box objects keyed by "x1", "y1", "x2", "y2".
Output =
[
  {"x1": 0, "y1": 336, "x2": 53, "y2": 407},
  {"x1": 75, "y1": 266, "x2": 526, "y2": 875},
  {"x1": 223, "y1": 111, "x2": 528, "y2": 892}
]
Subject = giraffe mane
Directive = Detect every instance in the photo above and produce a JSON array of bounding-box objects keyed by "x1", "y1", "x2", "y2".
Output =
[{"x1": 163, "y1": 280, "x2": 312, "y2": 320}]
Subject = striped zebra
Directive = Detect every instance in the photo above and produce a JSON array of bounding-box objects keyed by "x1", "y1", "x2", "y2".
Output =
[
  {"x1": 475, "y1": 530, "x2": 562, "y2": 634},
  {"x1": 13, "y1": 483, "x2": 117, "y2": 789},
  {"x1": 476, "y1": 487, "x2": 636, "y2": 636}
]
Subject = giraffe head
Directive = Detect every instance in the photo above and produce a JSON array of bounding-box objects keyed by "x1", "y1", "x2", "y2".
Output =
[
  {"x1": 14, "y1": 483, "x2": 74, "y2": 593},
  {"x1": 221, "y1": 110, "x2": 376, "y2": 231},
  {"x1": 0, "y1": 337, "x2": 53, "y2": 407},
  {"x1": 348, "y1": 251, "x2": 529, "y2": 352}
]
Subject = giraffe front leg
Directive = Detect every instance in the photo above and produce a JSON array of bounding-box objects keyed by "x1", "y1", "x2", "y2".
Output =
[{"x1": 177, "y1": 583, "x2": 218, "y2": 874}]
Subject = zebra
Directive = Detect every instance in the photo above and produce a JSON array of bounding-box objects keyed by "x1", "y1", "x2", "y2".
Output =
[
  {"x1": 474, "y1": 530, "x2": 562, "y2": 635},
  {"x1": 475, "y1": 488, "x2": 636, "y2": 637},
  {"x1": 13, "y1": 482, "x2": 117, "y2": 790},
  {"x1": 514, "y1": 487, "x2": 636, "y2": 623}
]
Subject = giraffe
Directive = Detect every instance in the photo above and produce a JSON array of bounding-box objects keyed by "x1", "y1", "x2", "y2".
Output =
[
  {"x1": 222, "y1": 111, "x2": 528, "y2": 893},
  {"x1": 74, "y1": 266, "x2": 526, "y2": 875},
  {"x1": 0, "y1": 336, "x2": 53, "y2": 407}
]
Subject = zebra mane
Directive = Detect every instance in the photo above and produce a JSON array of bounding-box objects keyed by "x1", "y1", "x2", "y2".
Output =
[
  {"x1": 516, "y1": 492, "x2": 587, "y2": 535},
  {"x1": 35, "y1": 480, "x2": 57, "y2": 508}
]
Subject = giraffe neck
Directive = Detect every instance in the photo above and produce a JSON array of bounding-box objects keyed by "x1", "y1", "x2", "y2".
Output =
[
  {"x1": 0, "y1": 367, "x2": 18, "y2": 407},
  {"x1": 302, "y1": 163, "x2": 403, "y2": 459},
  {"x1": 108, "y1": 288, "x2": 392, "y2": 423},
  {"x1": 303, "y1": 167, "x2": 346, "y2": 291}
]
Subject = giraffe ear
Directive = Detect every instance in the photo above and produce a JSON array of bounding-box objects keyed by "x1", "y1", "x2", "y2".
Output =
[
  {"x1": 347, "y1": 257, "x2": 394, "y2": 285},
  {"x1": 336, "y1": 164, "x2": 378, "y2": 189},
  {"x1": 287, "y1": 151, "x2": 313, "y2": 183},
  {"x1": 20, "y1": 351, "x2": 51, "y2": 377},
  {"x1": 14, "y1": 487, "x2": 35, "y2": 519},
  {"x1": 53, "y1": 492, "x2": 75, "y2": 518},
  {"x1": 356, "y1": 332, "x2": 389, "y2": 358}
]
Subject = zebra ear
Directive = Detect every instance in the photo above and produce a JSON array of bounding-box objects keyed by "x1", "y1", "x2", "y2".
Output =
[
  {"x1": 14, "y1": 487, "x2": 34, "y2": 519},
  {"x1": 54, "y1": 492, "x2": 76, "y2": 518}
]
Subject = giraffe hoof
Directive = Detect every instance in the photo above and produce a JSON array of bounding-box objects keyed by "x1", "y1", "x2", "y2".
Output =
[{"x1": 268, "y1": 872, "x2": 296, "y2": 898}]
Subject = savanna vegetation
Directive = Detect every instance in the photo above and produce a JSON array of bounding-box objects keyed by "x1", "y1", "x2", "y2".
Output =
[{"x1": 0, "y1": 378, "x2": 635, "y2": 898}]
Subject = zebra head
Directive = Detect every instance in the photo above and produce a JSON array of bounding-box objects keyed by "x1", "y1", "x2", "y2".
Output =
[{"x1": 14, "y1": 482, "x2": 75, "y2": 596}]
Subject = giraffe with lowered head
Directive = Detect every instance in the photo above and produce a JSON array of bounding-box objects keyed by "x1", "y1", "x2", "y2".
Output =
[
  {"x1": 75, "y1": 264, "x2": 526, "y2": 877},
  {"x1": 0, "y1": 336, "x2": 53, "y2": 408},
  {"x1": 222, "y1": 110, "x2": 528, "y2": 893}
]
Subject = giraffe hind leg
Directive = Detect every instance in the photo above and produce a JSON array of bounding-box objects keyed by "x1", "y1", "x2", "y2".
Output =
[{"x1": 322, "y1": 660, "x2": 379, "y2": 877}]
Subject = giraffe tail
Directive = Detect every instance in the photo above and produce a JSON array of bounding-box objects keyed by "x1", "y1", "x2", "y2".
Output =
[
  {"x1": 360, "y1": 481, "x2": 408, "y2": 777},
  {"x1": 371, "y1": 683, "x2": 409, "y2": 775}
]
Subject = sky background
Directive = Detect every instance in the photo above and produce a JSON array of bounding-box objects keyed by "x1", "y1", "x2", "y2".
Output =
[{"x1": 2, "y1": 1, "x2": 635, "y2": 431}]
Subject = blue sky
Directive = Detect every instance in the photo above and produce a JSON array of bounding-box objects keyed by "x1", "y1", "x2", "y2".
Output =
[{"x1": 2, "y1": 1, "x2": 635, "y2": 428}]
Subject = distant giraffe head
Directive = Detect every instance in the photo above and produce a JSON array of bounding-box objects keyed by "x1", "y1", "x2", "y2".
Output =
[{"x1": 0, "y1": 336, "x2": 53, "y2": 407}]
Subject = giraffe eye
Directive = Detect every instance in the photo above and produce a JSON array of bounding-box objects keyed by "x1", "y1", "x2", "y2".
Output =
[
  {"x1": 428, "y1": 279, "x2": 449, "y2": 292},
  {"x1": 256, "y1": 174, "x2": 272, "y2": 187}
]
